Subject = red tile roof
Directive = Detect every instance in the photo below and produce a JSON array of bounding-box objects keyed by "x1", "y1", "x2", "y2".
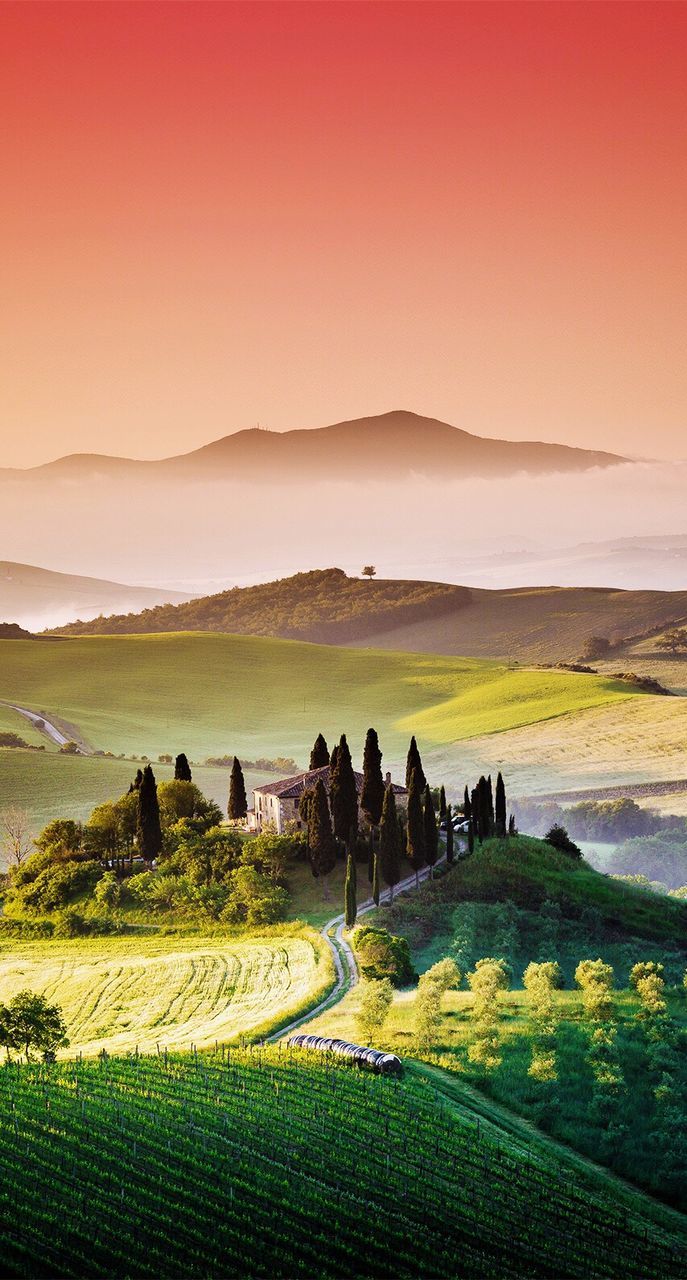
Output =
[{"x1": 255, "y1": 764, "x2": 407, "y2": 800}]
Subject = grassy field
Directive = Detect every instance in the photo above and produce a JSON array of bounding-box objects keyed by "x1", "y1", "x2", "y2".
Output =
[
  {"x1": 0, "y1": 750, "x2": 278, "y2": 847},
  {"x1": 0, "y1": 1046, "x2": 684, "y2": 1278},
  {"x1": 0, "y1": 928, "x2": 332, "y2": 1056},
  {"x1": 0, "y1": 703, "x2": 46, "y2": 747},
  {"x1": 0, "y1": 633, "x2": 639, "y2": 765}
]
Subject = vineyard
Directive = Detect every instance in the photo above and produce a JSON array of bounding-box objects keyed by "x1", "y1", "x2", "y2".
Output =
[
  {"x1": 0, "y1": 932, "x2": 331, "y2": 1055},
  {"x1": 0, "y1": 1046, "x2": 684, "y2": 1278}
]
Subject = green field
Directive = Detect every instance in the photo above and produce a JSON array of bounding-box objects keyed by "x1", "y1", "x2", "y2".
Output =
[
  {"x1": 0, "y1": 750, "x2": 281, "y2": 847},
  {"x1": 0, "y1": 633, "x2": 638, "y2": 766},
  {"x1": 0, "y1": 929, "x2": 332, "y2": 1056},
  {"x1": 0, "y1": 1046, "x2": 684, "y2": 1278}
]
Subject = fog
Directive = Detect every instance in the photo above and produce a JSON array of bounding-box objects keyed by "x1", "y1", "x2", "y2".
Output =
[{"x1": 0, "y1": 461, "x2": 686, "y2": 626}]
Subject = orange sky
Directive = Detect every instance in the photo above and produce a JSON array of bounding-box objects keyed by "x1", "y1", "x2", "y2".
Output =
[{"x1": 1, "y1": 0, "x2": 686, "y2": 467}]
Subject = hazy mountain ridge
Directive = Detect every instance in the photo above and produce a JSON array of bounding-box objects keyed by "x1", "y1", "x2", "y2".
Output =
[
  {"x1": 0, "y1": 561, "x2": 192, "y2": 632},
  {"x1": 0, "y1": 411, "x2": 626, "y2": 481}
]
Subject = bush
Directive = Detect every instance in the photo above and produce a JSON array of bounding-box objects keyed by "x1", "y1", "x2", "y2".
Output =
[
  {"x1": 13, "y1": 860, "x2": 103, "y2": 914},
  {"x1": 353, "y1": 926, "x2": 415, "y2": 986},
  {"x1": 544, "y1": 825, "x2": 582, "y2": 860},
  {"x1": 222, "y1": 867, "x2": 289, "y2": 926}
]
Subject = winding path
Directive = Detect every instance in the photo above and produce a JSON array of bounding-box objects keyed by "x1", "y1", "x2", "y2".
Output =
[
  {"x1": 3, "y1": 702, "x2": 86, "y2": 752},
  {"x1": 267, "y1": 849, "x2": 451, "y2": 1042}
]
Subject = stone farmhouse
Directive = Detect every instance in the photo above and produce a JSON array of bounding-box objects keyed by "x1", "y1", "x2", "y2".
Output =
[{"x1": 247, "y1": 764, "x2": 407, "y2": 835}]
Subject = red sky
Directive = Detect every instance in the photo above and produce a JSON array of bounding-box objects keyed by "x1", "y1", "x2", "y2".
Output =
[{"x1": 1, "y1": 0, "x2": 686, "y2": 466}]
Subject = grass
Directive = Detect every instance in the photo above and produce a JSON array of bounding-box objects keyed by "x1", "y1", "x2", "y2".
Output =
[
  {"x1": 0, "y1": 1046, "x2": 684, "y2": 1278},
  {"x1": 0, "y1": 750, "x2": 279, "y2": 847},
  {"x1": 0, "y1": 632, "x2": 638, "y2": 766},
  {"x1": 0, "y1": 927, "x2": 333, "y2": 1057},
  {"x1": 0, "y1": 703, "x2": 46, "y2": 748}
]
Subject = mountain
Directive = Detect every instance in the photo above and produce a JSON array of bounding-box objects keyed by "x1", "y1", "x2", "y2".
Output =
[
  {"x1": 51, "y1": 567, "x2": 687, "y2": 665},
  {"x1": 0, "y1": 411, "x2": 627, "y2": 482},
  {"x1": 0, "y1": 561, "x2": 193, "y2": 632}
]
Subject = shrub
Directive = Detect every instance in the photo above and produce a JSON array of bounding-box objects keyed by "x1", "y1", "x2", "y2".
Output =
[
  {"x1": 544, "y1": 825, "x2": 582, "y2": 860},
  {"x1": 353, "y1": 926, "x2": 415, "y2": 986}
]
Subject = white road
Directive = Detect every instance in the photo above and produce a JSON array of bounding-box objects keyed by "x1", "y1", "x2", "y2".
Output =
[{"x1": 5, "y1": 702, "x2": 75, "y2": 749}]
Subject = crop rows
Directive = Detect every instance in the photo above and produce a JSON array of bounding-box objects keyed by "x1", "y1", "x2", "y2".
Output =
[{"x1": 0, "y1": 1047, "x2": 684, "y2": 1278}]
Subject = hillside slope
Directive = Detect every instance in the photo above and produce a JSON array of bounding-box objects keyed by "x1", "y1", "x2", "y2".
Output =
[
  {"x1": 53, "y1": 568, "x2": 687, "y2": 666},
  {"x1": 0, "y1": 560, "x2": 190, "y2": 631}
]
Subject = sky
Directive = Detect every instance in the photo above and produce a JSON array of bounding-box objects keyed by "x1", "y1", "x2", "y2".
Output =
[{"x1": 1, "y1": 0, "x2": 686, "y2": 468}]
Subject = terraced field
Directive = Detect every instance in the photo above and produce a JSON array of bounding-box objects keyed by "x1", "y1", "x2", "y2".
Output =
[{"x1": 0, "y1": 932, "x2": 332, "y2": 1056}]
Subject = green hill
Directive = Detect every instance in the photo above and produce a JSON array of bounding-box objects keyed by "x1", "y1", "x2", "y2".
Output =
[
  {"x1": 52, "y1": 568, "x2": 687, "y2": 667},
  {"x1": 0, "y1": 632, "x2": 638, "y2": 765},
  {"x1": 0, "y1": 1046, "x2": 684, "y2": 1278}
]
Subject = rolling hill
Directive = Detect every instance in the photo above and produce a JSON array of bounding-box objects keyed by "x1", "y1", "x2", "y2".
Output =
[
  {"x1": 52, "y1": 568, "x2": 687, "y2": 667},
  {"x1": 0, "y1": 410, "x2": 626, "y2": 483},
  {"x1": 0, "y1": 560, "x2": 191, "y2": 631}
]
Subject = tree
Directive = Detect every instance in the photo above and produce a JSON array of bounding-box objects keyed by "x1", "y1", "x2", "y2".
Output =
[
  {"x1": 575, "y1": 959, "x2": 623, "y2": 1092},
  {"x1": 355, "y1": 978, "x2": 393, "y2": 1043},
  {"x1": 344, "y1": 851, "x2": 357, "y2": 929},
  {"x1": 83, "y1": 802, "x2": 119, "y2": 863},
  {"x1": 309, "y1": 733, "x2": 330, "y2": 769},
  {"x1": 467, "y1": 958, "x2": 510, "y2": 1072},
  {"x1": 467, "y1": 818, "x2": 475, "y2": 855},
  {"x1": 0, "y1": 807, "x2": 32, "y2": 868},
  {"x1": 0, "y1": 990, "x2": 69, "y2": 1062},
  {"x1": 423, "y1": 785, "x2": 439, "y2": 878},
  {"x1": 414, "y1": 958, "x2": 461, "y2": 1050},
  {"x1": 463, "y1": 786, "x2": 472, "y2": 824},
  {"x1": 495, "y1": 772, "x2": 507, "y2": 838},
  {"x1": 360, "y1": 728, "x2": 384, "y2": 828},
  {"x1": 361, "y1": 565, "x2": 377, "y2": 580},
  {"x1": 129, "y1": 768, "x2": 143, "y2": 793},
  {"x1": 657, "y1": 627, "x2": 687, "y2": 653},
  {"x1": 136, "y1": 765, "x2": 162, "y2": 863},
  {"x1": 406, "y1": 736, "x2": 426, "y2": 791},
  {"x1": 308, "y1": 777, "x2": 337, "y2": 884},
  {"x1": 353, "y1": 926, "x2": 414, "y2": 985},
  {"x1": 330, "y1": 734, "x2": 358, "y2": 844},
  {"x1": 228, "y1": 757, "x2": 248, "y2": 822},
  {"x1": 174, "y1": 752, "x2": 192, "y2": 782},
  {"x1": 545, "y1": 824, "x2": 582, "y2": 859},
  {"x1": 406, "y1": 768, "x2": 426, "y2": 887},
  {"x1": 379, "y1": 785, "x2": 402, "y2": 902},
  {"x1": 523, "y1": 961, "x2": 562, "y2": 1082},
  {"x1": 372, "y1": 849, "x2": 381, "y2": 906},
  {"x1": 298, "y1": 788, "x2": 315, "y2": 831},
  {"x1": 439, "y1": 785, "x2": 447, "y2": 818},
  {"x1": 445, "y1": 804, "x2": 454, "y2": 865}
]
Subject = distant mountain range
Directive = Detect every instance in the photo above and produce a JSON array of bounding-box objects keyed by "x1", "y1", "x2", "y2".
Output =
[
  {"x1": 0, "y1": 562, "x2": 192, "y2": 632},
  {"x1": 0, "y1": 411, "x2": 626, "y2": 481},
  {"x1": 52, "y1": 566, "x2": 687, "y2": 665}
]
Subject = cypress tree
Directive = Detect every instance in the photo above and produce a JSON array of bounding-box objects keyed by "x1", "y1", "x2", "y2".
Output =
[
  {"x1": 330, "y1": 734, "x2": 358, "y2": 844},
  {"x1": 174, "y1": 753, "x2": 192, "y2": 782},
  {"x1": 406, "y1": 736, "x2": 426, "y2": 791},
  {"x1": 379, "y1": 784, "x2": 402, "y2": 903},
  {"x1": 329, "y1": 743, "x2": 339, "y2": 775},
  {"x1": 308, "y1": 777, "x2": 337, "y2": 882},
  {"x1": 423, "y1": 784, "x2": 439, "y2": 878},
  {"x1": 360, "y1": 728, "x2": 385, "y2": 828},
  {"x1": 309, "y1": 733, "x2": 330, "y2": 770},
  {"x1": 471, "y1": 787, "x2": 481, "y2": 842},
  {"x1": 129, "y1": 768, "x2": 143, "y2": 794},
  {"x1": 372, "y1": 849, "x2": 381, "y2": 907},
  {"x1": 486, "y1": 775, "x2": 495, "y2": 832},
  {"x1": 344, "y1": 852, "x2": 357, "y2": 928},
  {"x1": 439, "y1": 785, "x2": 447, "y2": 818},
  {"x1": 367, "y1": 828, "x2": 375, "y2": 884},
  {"x1": 463, "y1": 786, "x2": 471, "y2": 823},
  {"x1": 467, "y1": 820, "x2": 475, "y2": 855},
  {"x1": 508, "y1": 813, "x2": 517, "y2": 837},
  {"x1": 406, "y1": 767, "x2": 426, "y2": 888},
  {"x1": 445, "y1": 804, "x2": 454, "y2": 865},
  {"x1": 136, "y1": 765, "x2": 162, "y2": 863},
  {"x1": 228, "y1": 757, "x2": 248, "y2": 821},
  {"x1": 495, "y1": 772, "x2": 507, "y2": 838}
]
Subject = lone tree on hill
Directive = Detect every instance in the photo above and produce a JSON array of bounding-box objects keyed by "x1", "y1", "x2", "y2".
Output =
[
  {"x1": 361, "y1": 565, "x2": 377, "y2": 580},
  {"x1": 330, "y1": 734, "x2": 358, "y2": 844},
  {"x1": 228, "y1": 757, "x2": 248, "y2": 822},
  {"x1": 379, "y1": 785, "x2": 402, "y2": 903},
  {"x1": 309, "y1": 733, "x2": 330, "y2": 770},
  {"x1": 423, "y1": 785, "x2": 439, "y2": 878},
  {"x1": 360, "y1": 728, "x2": 385, "y2": 829},
  {"x1": 495, "y1": 772, "x2": 507, "y2": 838},
  {"x1": 174, "y1": 752, "x2": 192, "y2": 782},
  {"x1": 136, "y1": 765, "x2": 162, "y2": 863},
  {"x1": 406, "y1": 736, "x2": 426, "y2": 791},
  {"x1": 445, "y1": 804, "x2": 454, "y2": 865},
  {"x1": 406, "y1": 768, "x2": 426, "y2": 888},
  {"x1": 308, "y1": 777, "x2": 338, "y2": 885}
]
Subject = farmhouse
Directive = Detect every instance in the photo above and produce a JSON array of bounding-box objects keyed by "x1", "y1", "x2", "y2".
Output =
[{"x1": 248, "y1": 765, "x2": 407, "y2": 834}]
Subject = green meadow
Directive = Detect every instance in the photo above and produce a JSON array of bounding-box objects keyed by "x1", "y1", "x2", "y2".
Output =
[{"x1": 0, "y1": 633, "x2": 638, "y2": 764}]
